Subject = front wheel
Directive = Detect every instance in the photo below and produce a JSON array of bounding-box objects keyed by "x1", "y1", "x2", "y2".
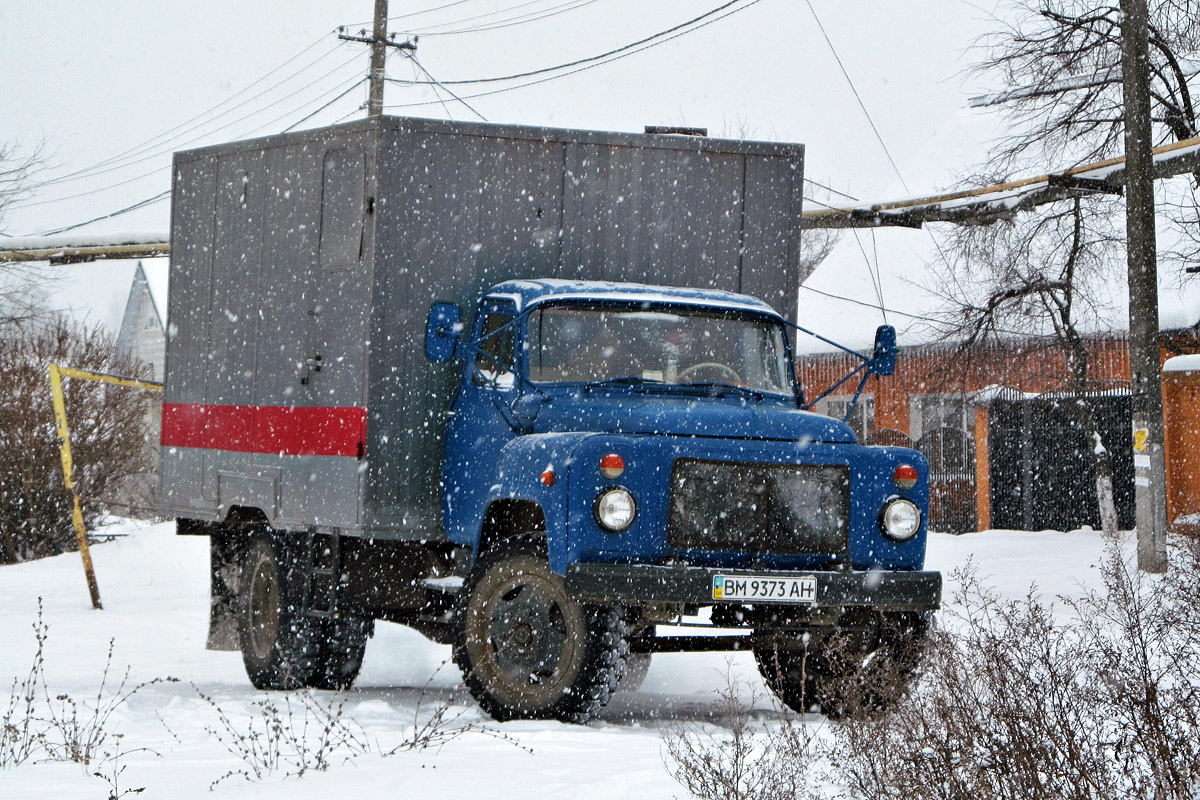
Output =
[
  {"x1": 755, "y1": 611, "x2": 931, "y2": 720},
  {"x1": 453, "y1": 537, "x2": 629, "y2": 722}
]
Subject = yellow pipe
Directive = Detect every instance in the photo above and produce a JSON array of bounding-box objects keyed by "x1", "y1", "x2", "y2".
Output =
[{"x1": 47, "y1": 363, "x2": 163, "y2": 610}]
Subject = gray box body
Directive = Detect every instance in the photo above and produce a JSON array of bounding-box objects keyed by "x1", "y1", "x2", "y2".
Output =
[{"x1": 159, "y1": 116, "x2": 806, "y2": 541}]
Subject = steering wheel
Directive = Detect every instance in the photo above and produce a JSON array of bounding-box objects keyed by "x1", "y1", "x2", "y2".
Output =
[{"x1": 677, "y1": 361, "x2": 742, "y2": 384}]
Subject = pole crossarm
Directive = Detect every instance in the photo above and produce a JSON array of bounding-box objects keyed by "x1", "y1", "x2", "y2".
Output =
[
  {"x1": 0, "y1": 232, "x2": 170, "y2": 264},
  {"x1": 47, "y1": 363, "x2": 164, "y2": 610},
  {"x1": 802, "y1": 134, "x2": 1200, "y2": 230}
]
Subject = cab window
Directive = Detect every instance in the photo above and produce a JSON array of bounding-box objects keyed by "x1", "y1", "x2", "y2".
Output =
[{"x1": 472, "y1": 304, "x2": 516, "y2": 389}]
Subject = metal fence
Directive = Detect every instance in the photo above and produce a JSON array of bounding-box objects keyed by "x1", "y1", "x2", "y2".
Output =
[{"x1": 988, "y1": 386, "x2": 1135, "y2": 531}]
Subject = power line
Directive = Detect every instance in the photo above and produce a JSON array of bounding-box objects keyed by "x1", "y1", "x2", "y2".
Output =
[
  {"x1": 384, "y1": 0, "x2": 765, "y2": 108},
  {"x1": 28, "y1": 71, "x2": 369, "y2": 234},
  {"x1": 801, "y1": 0, "x2": 967, "y2": 322},
  {"x1": 14, "y1": 54, "x2": 363, "y2": 210},
  {"x1": 802, "y1": 0, "x2": 908, "y2": 193},
  {"x1": 850, "y1": 229, "x2": 887, "y2": 322},
  {"x1": 799, "y1": 284, "x2": 940, "y2": 325},
  {"x1": 805, "y1": 178, "x2": 857, "y2": 201},
  {"x1": 39, "y1": 191, "x2": 171, "y2": 236},
  {"x1": 282, "y1": 76, "x2": 371, "y2": 132},
  {"x1": 29, "y1": 33, "x2": 339, "y2": 191},
  {"x1": 406, "y1": 0, "x2": 572, "y2": 32},
  {"x1": 386, "y1": 0, "x2": 756, "y2": 86},
  {"x1": 404, "y1": 54, "x2": 489, "y2": 120},
  {"x1": 407, "y1": 52, "x2": 457, "y2": 119},
  {"x1": 414, "y1": 0, "x2": 603, "y2": 36}
]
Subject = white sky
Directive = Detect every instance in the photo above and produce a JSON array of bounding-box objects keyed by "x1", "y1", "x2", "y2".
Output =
[{"x1": 2, "y1": 0, "x2": 1197, "y2": 343}]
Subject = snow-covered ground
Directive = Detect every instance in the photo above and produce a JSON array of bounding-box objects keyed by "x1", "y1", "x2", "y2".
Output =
[{"x1": 0, "y1": 521, "x2": 1127, "y2": 798}]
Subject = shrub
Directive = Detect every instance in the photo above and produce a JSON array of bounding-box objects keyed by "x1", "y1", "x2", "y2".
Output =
[
  {"x1": 0, "y1": 316, "x2": 153, "y2": 563},
  {"x1": 664, "y1": 538, "x2": 1200, "y2": 800},
  {"x1": 1, "y1": 599, "x2": 177, "y2": 769},
  {"x1": 830, "y1": 539, "x2": 1200, "y2": 800}
]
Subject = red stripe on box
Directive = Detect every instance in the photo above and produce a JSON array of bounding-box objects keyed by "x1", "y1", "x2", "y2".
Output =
[{"x1": 162, "y1": 403, "x2": 366, "y2": 457}]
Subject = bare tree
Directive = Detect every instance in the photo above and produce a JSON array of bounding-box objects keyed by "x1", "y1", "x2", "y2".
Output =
[
  {"x1": 0, "y1": 141, "x2": 53, "y2": 329},
  {"x1": 972, "y1": 0, "x2": 1200, "y2": 268},
  {"x1": 974, "y1": 0, "x2": 1200, "y2": 168},
  {"x1": 926, "y1": 194, "x2": 1124, "y2": 533}
]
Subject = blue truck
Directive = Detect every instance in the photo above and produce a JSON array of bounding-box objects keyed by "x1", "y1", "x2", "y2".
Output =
[{"x1": 162, "y1": 117, "x2": 939, "y2": 722}]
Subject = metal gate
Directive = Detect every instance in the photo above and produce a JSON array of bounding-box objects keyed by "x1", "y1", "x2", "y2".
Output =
[
  {"x1": 916, "y1": 426, "x2": 977, "y2": 534},
  {"x1": 988, "y1": 388, "x2": 1134, "y2": 531}
]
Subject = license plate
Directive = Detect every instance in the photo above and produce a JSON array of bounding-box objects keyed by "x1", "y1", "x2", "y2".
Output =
[{"x1": 712, "y1": 574, "x2": 817, "y2": 603}]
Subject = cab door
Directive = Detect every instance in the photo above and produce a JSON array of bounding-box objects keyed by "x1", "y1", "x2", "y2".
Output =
[{"x1": 442, "y1": 299, "x2": 522, "y2": 542}]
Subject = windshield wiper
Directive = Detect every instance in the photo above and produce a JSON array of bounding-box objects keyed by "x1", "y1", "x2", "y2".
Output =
[
  {"x1": 675, "y1": 381, "x2": 769, "y2": 401},
  {"x1": 584, "y1": 375, "x2": 667, "y2": 389}
]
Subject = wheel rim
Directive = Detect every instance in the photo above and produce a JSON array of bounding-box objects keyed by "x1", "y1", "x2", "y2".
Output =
[
  {"x1": 247, "y1": 554, "x2": 280, "y2": 661},
  {"x1": 465, "y1": 556, "x2": 584, "y2": 710},
  {"x1": 489, "y1": 579, "x2": 569, "y2": 684}
]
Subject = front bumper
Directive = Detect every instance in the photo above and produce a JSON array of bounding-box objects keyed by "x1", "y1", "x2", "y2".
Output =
[{"x1": 565, "y1": 563, "x2": 942, "y2": 611}]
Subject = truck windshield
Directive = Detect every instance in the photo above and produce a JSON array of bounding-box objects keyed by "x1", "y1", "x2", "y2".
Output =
[{"x1": 526, "y1": 304, "x2": 793, "y2": 396}]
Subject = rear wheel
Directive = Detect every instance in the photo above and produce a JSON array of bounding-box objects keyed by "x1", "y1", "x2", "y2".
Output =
[
  {"x1": 453, "y1": 537, "x2": 628, "y2": 722},
  {"x1": 307, "y1": 615, "x2": 371, "y2": 690},
  {"x1": 238, "y1": 531, "x2": 322, "y2": 690}
]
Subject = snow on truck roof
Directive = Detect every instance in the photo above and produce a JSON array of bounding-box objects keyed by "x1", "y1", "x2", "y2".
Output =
[{"x1": 487, "y1": 279, "x2": 783, "y2": 318}]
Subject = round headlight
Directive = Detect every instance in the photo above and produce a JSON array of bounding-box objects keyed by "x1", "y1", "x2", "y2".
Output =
[
  {"x1": 880, "y1": 498, "x2": 921, "y2": 541},
  {"x1": 595, "y1": 487, "x2": 637, "y2": 532}
]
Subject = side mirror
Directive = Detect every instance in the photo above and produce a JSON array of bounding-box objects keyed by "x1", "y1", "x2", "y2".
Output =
[
  {"x1": 870, "y1": 324, "x2": 897, "y2": 376},
  {"x1": 425, "y1": 302, "x2": 463, "y2": 363}
]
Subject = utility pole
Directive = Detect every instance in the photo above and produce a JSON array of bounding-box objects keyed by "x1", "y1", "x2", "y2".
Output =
[
  {"x1": 369, "y1": 0, "x2": 388, "y2": 117},
  {"x1": 1120, "y1": 0, "x2": 1169, "y2": 573},
  {"x1": 338, "y1": 0, "x2": 416, "y2": 119}
]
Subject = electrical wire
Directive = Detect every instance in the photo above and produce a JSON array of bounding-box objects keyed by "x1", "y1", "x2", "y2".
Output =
[
  {"x1": 39, "y1": 191, "x2": 171, "y2": 236},
  {"x1": 850, "y1": 229, "x2": 888, "y2": 322},
  {"x1": 802, "y1": 0, "x2": 907, "y2": 193},
  {"x1": 282, "y1": 76, "x2": 371, "y2": 132},
  {"x1": 30, "y1": 71, "x2": 368, "y2": 233},
  {"x1": 385, "y1": 0, "x2": 756, "y2": 86},
  {"x1": 347, "y1": 0, "x2": 479, "y2": 29},
  {"x1": 799, "y1": 284, "x2": 942, "y2": 325},
  {"x1": 29, "y1": 33, "x2": 339, "y2": 191},
  {"x1": 383, "y1": 0, "x2": 765, "y2": 109},
  {"x1": 413, "y1": 0, "x2": 603, "y2": 36},
  {"x1": 870, "y1": 229, "x2": 888, "y2": 324},
  {"x1": 402, "y1": 0, "x2": 568, "y2": 32},
  {"x1": 805, "y1": 179, "x2": 857, "y2": 200},
  {"x1": 14, "y1": 54, "x2": 363, "y2": 210},
  {"x1": 801, "y1": 0, "x2": 959, "y2": 293},
  {"x1": 404, "y1": 54, "x2": 489, "y2": 121},
  {"x1": 408, "y1": 53, "x2": 457, "y2": 119}
]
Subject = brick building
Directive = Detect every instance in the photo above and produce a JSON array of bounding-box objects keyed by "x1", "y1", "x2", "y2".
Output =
[{"x1": 797, "y1": 325, "x2": 1200, "y2": 533}]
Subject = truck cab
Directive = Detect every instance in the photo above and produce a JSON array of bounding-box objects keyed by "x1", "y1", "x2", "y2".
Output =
[{"x1": 430, "y1": 280, "x2": 940, "y2": 721}]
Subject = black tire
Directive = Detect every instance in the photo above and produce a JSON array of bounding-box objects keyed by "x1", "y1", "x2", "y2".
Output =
[
  {"x1": 617, "y1": 653, "x2": 652, "y2": 693},
  {"x1": 307, "y1": 616, "x2": 371, "y2": 691},
  {"x1": 237, "y1": 530, "x2": 323, "y2": 690},
  {"x1": 755, "y1": 611, "x2": 931, "y2": 720},
  {"x1": 753, "y1": 645, "x2": 821, "y2": 715},
  {"x1": 452, "y1": 537, "x2": 629, "y2": 722}
]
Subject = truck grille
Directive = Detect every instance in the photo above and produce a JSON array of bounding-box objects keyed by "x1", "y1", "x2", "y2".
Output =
[{"x1": 668, "y1": 459, "x2": 849, "y2": 555}]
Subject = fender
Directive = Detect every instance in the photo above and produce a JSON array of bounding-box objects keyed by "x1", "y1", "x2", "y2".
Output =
[{"x1": 480, "y1": 431, "x2": 598, "y2": 573}]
